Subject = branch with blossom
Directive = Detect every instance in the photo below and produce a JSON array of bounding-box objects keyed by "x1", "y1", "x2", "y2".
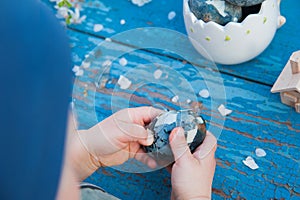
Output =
[{"x1": 49, "y1": 0, "x2": 86, "y2": 25}]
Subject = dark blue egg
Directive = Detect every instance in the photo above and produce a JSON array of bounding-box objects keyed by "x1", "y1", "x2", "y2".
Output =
[
  {"x1": 188, "y1": 0, "x2": 242, "y2": 25},
  {"x1": 225, "y1": 0, "x2": 265, "y2": 7},
  {"x1": 143, "y1": 110, "x2": 206, "y2": 165}
]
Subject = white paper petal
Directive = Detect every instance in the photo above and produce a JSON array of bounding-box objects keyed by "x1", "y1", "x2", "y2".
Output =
[
  {"x1": 153, "y1": 69, "x2": 163, "y2": 79},
  {"x1": 72, "y1": 65, "x2": 80, "y2": 73},
  {"x1": 102, "y1": 60, "x2": 112, "y2": 67},
  {"x1": 242, "y1": 156, "x2": 259, "y2": 170},
  {"x1": 120, "y1": 19, "x2": 126, "y2": 25},
  {"x1": 131, "y1": 0, "x2": 152, "y2": 7},
  {"x1": 117, "y1": 75, "x2": 132, "y2": 89},
  {"x1": 93, "y1": 24, "x2": 104, "y2": 32},
  {"x1": 199, "y1": 89, "x2": 210, "y2": 98},
  {"x1": 168, "y1": 11, "x2": 176, "y2": 20},
  {"x1": 75, "y1": 69, "x2": 84, "y2": 76},
  {"x1": 218, "y1": 104, "x2": 232, "y2": 116},
  {"x1": 119, "y1": 57, "x2": 128, "y2": 66},
  {"x1": 171, "y1": 95, "x2": 179, "y2": 103},
  {"x1": 82, "y1": 61, "x2": 91, "y2": 69},
  {"x1": 255, "y1": 148, "x2": 267, "y2": 157}
]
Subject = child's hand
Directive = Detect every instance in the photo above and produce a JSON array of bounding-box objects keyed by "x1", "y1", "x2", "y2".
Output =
[
  {"x1": 169, "y1": 128, "x2": 217, "y2": 200},
  {"x1": 66, "y1": 106, "x2": 163, "y2": 180}
]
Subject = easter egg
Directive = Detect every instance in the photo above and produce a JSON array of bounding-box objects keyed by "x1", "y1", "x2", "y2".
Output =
[
  {"x1": 188, "y1": 0, "x2": 242, "y2": 25},
  {"x1": 143, "y1": 110, "x2": 206, "y2": 165},
  {"x1": 226, "y1": 0, "x2": 265, "y2": 7}
]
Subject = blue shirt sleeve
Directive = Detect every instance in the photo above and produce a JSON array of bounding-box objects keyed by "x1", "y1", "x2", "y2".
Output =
[{"x1": 0, "y1": 1, "x2": 72, "y2": 199}]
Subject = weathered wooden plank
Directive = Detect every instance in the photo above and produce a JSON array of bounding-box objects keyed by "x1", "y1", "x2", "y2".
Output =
[
  {"x1": 68, "y1": 30, "x2": 300, "y2": 200},
  {"x1": 44, "y1": 0, "x2": 300, "y2": 86}
]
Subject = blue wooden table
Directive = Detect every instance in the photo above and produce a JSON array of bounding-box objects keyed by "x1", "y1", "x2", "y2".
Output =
[{"x1": 45, "y1": 0, "x2": 300, "y2": 199}]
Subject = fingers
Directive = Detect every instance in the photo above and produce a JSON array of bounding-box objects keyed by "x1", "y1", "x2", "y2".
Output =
[
  {"x1": 169, "y1": 127, "x2": 193, "y2": 165},
  {"x1": 128, "y1": 106, "x2": 164, "y2": 125},
  {"x1": 112, "y1": 119, "x2": 153, "y2": 144},
  {"x1": 111, "y1": 107, "x2": 162, "y2": 145},
  {"x1": 193, "y1": 131, "x2": 217, "y2": 161}
]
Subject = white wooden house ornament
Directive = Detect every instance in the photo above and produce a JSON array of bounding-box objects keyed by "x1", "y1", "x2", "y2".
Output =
[{"x1": 271, "y1": 50, "x2": 300, "y2": 113}]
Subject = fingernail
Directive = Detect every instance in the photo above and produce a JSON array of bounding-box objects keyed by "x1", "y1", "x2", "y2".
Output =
[
  {"x1": 177, "y1": 127, "x2": 184, "y2": 135},
  {"x1": 146, "y1": 129, "x2": 154, "y2": 145},
  {"x1": 169, "y1": 127, "x2": 184, "y2": 141}
]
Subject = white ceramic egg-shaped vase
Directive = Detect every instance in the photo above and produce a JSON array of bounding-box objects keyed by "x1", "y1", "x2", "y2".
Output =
[{"x1": 183, "y1": 0, "x2": 286, "y2": 65}]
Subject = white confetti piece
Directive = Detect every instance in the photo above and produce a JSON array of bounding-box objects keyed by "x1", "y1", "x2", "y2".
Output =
[
  {"x1": 102, "y1": 60, "x2": 112, "y2": 67},
  {"x1": 131, "y1": 0, "x2": 152, "y2": 7},
  {"x1": 171, "y1": 95, "x2": 179, "y2": 103},
  {"x1": 94, "y1": 81, "x2": 99, "y2": 88},
  {"x1": 120, "y1": 19, "x2": 126, "y2": 25},
  {"x1": 199, "y1": 89, "x2": 210, "y2": 98},
  {"x1": 218, "y1": 104, "x2": 232, "y2": 116},
  {"x1": 117, "y1": 75, "x2": 132, "y2": 89},
  {"x1": 242, "y1": 156, "x2": 259, "y2": 170},
  {"x1": 119, "y1": 57, "x2": 128, "y2": 66},
  {"x1": 72, "y1": 65, "x2": 80, "y2": 73},
  {"x1": 255, "y1": 148, "x2": 267, "y2": 157},
  {"x1": 75, "y1": 69, "x2": 84, "y2": 76},
  {"x1": 105, "y1": 38, "x2": 112, "y2": 42},
  {"x1": 93, "y1": 24, "x2": 104, "y2": 32},
  {"x1": 168, "y1": 11, "x2": 176, "y2": 20},
  {"x1": 186, "y1": 99, "x2": 191, "y2": 104},
  {"x1": 153, "y1": 69, "x2": 163, "y2": 79},
  {"x1": 82, "y1": 61, "x2": 90, "y2": 69}
]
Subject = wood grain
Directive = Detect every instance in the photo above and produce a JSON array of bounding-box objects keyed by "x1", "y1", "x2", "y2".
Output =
[
  {"x1": 44, "y1": 0, "x2": 300, "y2": 86},
  {"x1": 67, "y1": 29, "x2": 300, "y2": 200}
]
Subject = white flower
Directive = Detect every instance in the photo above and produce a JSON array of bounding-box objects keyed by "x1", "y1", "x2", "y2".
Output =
[
  {"x1": 51, "y1": 0, "x2": 86, "y2": 25},
  {"x1": 69, "y1": 8, "x2": 86, "y2": 24},
  {"x1": 72, "y1": 65, "x2": 84, "y2": 76},
  {"x1": 82, "y1": 61, "x2": 90, "y2": 69},
  {"x1": 56, "y1": 6, "x2": 69, "y2": 19},
  {"x1": 72, "y1": 65, "x2": 80, "y2": 73},
  {"x1": 75, "y1": 69, "x2": 84, "y2": 76}
]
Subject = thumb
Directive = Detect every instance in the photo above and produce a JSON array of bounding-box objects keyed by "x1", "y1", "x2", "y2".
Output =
[{"x1": 169, "y1": 127, "x2": 193, "y2": 164}]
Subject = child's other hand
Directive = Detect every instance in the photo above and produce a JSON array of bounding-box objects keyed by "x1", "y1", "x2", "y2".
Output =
[
  {"x1": 169, "y1": 128, "x2": 217, "y2": 200},
  {"x1": 67, "y1": 107, "x2": 162, "y2": 180}
]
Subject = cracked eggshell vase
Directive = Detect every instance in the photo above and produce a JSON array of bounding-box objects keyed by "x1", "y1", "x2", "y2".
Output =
[{"x1": 183, "y1": 0, "x2": 286, "y2": 65}]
